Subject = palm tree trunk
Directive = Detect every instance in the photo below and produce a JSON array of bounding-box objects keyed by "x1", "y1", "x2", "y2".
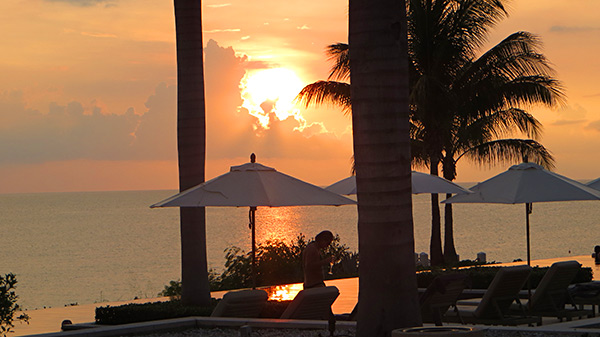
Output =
[
  {"x1": 349, "y1": 0, "x2": 421, "y2": 334},
  {"x1": 442, "y1": 158, "x2": 458, "y2": 264},
  {"x1": 428, "y1": 159, "x2": 443, "y2": 266},
  {"x1": 174, "y1": 0, "x2": 211, "y2": 306},
  {"x1": 443, "y1": 194, "x2": 459, "y2": 264}
]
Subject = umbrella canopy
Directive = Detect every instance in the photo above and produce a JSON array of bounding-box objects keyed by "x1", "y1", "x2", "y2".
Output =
[
  {"x1": 325, "y1": 171, "x2": 471, "y2": 195},
  {"x1": 152, "y1": 162, "x2": 356, "y2": 208},
  {"x1": 444, "y1": 162, "x2": 600, "y2": 265},
  {"x1": 587, "y1": 177, "x2": 600, "y2": 191},
  {"x1": 151, "y1": 156, "x2": 355, "y2": 287},
  {"x1": 444, "y1": 162, "x2": 600, "y2": 204}
]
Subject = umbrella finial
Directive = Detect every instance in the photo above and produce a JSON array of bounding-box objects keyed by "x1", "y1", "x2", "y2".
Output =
[{"x1": 250, "y1": 153, "x2": 256, "y2": 163}]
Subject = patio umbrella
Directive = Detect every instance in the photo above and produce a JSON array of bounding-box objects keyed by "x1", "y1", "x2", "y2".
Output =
[
  {"x1": 325, "y1": 171, "x2": 471, "y2": 195},
  {"x1": 587, "y1": 177, "x2": 600, "y2": 190},
  {"x1": 151, "y1": 154, "x2": 356, "y2": 287},
  {"x1": 443, "y1": 162, "x2": 600, "y2": 265}
]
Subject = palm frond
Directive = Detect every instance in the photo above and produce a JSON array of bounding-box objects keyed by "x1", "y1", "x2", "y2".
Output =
[
  {"x1": 459, "y1": 139, "x2": 555, "y2": 170},
  {"x1": 294, "y1": 81, "x2": 351, "y2": 115},
  {"x1": 326, "y1": 43, "x2": 350, "y2": 81}
]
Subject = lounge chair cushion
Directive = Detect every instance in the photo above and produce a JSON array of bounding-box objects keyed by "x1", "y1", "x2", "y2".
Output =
[
  {"x1": 211, "y1": 289, "x2": 268, "y2": 318},
  {"x1": 280, "y1": 286, "x2": 339, "y2": 320}
]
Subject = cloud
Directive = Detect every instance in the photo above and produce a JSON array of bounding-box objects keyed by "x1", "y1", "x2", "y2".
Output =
[
  {"x1": 552, "y1": 119, "x2": 587, "y2": 126},
  {"x1": 204, "y1": 29, "x2": 241, "y2": 33},
  {"x1": 549, "y1": 25, "x2": 600, "y2": 33},
  {"x1": 45, "y1": 0, "x2": 117, "y2": 7},
  {"x1": 206, "y1": 3, "x2": 231, "y2": 8},
  {"x1": 0, "y1": 39, "x2": 350, "y2": 170},
  {"x1": 585, "y1": 120, "x2": 600, "y2": 132}
]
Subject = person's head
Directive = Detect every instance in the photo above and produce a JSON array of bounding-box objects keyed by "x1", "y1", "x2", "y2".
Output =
[{"x1": 315, "y1": 230, "x2": 334, "y2": 249}]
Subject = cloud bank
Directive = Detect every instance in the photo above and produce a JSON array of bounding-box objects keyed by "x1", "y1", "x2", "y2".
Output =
[{"x1": 0, "y1": 39, "x2": 350, "y2": 168}]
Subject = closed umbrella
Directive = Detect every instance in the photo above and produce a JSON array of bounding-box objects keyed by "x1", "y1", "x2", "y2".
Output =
[
  {"x1": 444, "y1": 162, "x2": 600, "y2": 265},
  {"x1": 325, "y1": 171, "x2": 471, "y2": 195},
  {"x1": 151, "y1": 154, "x2": 356, "y2": 287}
]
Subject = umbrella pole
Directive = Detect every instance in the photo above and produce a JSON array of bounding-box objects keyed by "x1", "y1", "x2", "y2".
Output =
[
  {"x1": 250, "y1": 206, "x2": 257, "y2": 289},
  {"x1": 525, "y1": 203, "x2": 532, "y2": 266}
]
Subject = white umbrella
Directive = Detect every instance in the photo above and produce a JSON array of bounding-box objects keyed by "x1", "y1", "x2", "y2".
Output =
[
  {"x1": 151, "y1": 154, "x2": 356, "y2": 286},
  {"x1": 587, "y1": 177, "x2": 600, "y2": 191},
  {"x1": 444, "y1": 162, "x2": 600, "y2": 265},
  {"x1": 325, "y1": 171, "x2": 471, "y2": 195}
]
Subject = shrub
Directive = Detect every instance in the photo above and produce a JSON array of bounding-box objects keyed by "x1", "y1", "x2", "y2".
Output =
[
  {"x1": 95, "y1": 300, "x2": 217, "y2": 325},
  {"x1": 160, "y1": 233, "x2": 359, "y2": 295},
  {"x1": 0, "y1": 273, "x2": 29, "y2": 337}
]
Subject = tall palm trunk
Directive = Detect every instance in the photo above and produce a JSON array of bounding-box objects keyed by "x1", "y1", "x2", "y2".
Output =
[
  {"x1": 428, "y1": 158, "x2": 443, "y2": 266},
  {"x1": 174, "y1": 0, "x2": 211, "y2": 306},
  {"x1": 349, "y1": 0, "x2": 421, "y2": 335},
  {"x1": 442, "y1": 156, "x2": 458, "y2": 264}
]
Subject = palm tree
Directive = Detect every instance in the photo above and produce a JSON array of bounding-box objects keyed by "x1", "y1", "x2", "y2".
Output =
[
  {"x1": 349, "y1": 0, "x2": 421, "y2": 334},
  {"x1": 174, "y1": 0, "x2": 211, "y2": 305},
  {"x1": 297, "y1": 0, "x2": 563, "y2": 266}
]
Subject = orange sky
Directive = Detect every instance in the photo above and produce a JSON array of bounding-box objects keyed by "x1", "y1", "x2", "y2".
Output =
[{"x1": 0, "y1": 0, "x2": 599, "y2": 194}]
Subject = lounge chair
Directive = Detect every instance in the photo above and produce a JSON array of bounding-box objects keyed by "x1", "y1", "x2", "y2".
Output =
[
  {"x1": 512, "y1": 261, "x2": 593, "y2": 321},
  {"x1": 420, "y1": 273, "x2": 469, "y2": 326},
  {"x1": 444, "y1": 265, "x2": 541, "y2": 326},
  {"x1": 280, "y1": 286, "x2": 339, "y2": 320},
  {"x1": 210, "y1": 289, "x2": 268, "y2": 318}
]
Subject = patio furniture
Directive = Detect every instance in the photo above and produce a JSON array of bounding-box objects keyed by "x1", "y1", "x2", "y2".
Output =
[
  {"x1": 420, "y1": 273, "x2": 469, "y2": 326},
  {"x1": 211, "y1": 289, "x2": 268, "y2": 318},
  {"x1": 514, "y1": 261, "x2": 593, "y2": 321},
  {"x1": 444, "y1": 265, "x2": 541, "y2": 326},
  {"x1": 280, "y1": 286, "x2": 339, "y2": 320}
]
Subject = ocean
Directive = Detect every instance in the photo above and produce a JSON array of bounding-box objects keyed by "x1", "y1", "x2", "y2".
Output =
[{"x1": 1, "y1": 189, "x2": 599, "y2": 310}]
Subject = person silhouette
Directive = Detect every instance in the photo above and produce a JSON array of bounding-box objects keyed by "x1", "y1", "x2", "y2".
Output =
[{"x1": 302, "y1": 230, "x2": 334, "y2": 289}]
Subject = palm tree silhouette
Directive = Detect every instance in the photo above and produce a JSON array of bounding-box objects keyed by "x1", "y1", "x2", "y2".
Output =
[
  {"x1": 298, "y1": 0, "x2": 563, "y2": 266},
  {"x1": 174, "y1": 0, "x2": 211, "y2": 305},
  {"x1": 349, "y1": 0, "x2": 421, "y2": 333}
]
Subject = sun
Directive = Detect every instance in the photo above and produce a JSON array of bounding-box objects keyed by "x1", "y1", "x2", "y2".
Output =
[{"x1": 240, "y1": 68, "x2": 305, "y2": 129}]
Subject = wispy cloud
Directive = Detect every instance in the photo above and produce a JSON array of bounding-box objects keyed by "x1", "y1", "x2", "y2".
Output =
[
  {"x1": 204, "y1": 28, "x2": 241, "y2": 33},
  {"x1": 552, "y1": 119, "x2": 587, "y2": 126},
  {"x1": 296, "y1": 25, "x2": 310, "y2": 30},
  {"x1": 45, "y1": 0, "x2": 117, "y2": 7},
  {"x1": 207, "y1": 3, "x2": 231, "y2": 8},
  {"x1": 550, "y1": 25, "x2": 600, "y2": 33},
  {"x1": 586, "y1": 120, "x2": 600, "y2": 132},
  {"x1": 81, "y1": 31, "x2": 117, "y2": 38}
]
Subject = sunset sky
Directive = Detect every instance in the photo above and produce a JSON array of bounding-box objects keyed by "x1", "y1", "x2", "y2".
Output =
[{"x1": 1, "y1": 0, "x2": 599, "y2": 194}]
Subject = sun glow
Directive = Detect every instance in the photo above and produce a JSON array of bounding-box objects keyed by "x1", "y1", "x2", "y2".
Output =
[{"x1": 240, "y1": 68, "x2": 305, "y2": 129}]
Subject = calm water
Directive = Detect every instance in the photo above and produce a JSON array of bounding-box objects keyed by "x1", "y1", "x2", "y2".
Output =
[{"x1": 1, "y1": 189, "x2": 599, "y2": 309}]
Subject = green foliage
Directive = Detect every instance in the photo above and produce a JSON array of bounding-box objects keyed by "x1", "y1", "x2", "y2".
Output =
[
  {"x1": 211, "y1": 233, "x2": 357, "y2": 290},
  {"x1": 0, "y1": 273, "x2": 29, "y2": 337},
  {"x1": 160, "y1": 234, "x2": 359, "y2": 295},
  {"x1": 95, "y1": 299, "x2": 216, "y2": 325},
  {"x1": 95, "y1": 298, "x2": 291, "y2": 325}
]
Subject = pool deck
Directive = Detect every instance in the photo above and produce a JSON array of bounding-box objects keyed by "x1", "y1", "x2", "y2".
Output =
[{"x1": 11, "y1": 254, "x2": 600, "y2": 336}]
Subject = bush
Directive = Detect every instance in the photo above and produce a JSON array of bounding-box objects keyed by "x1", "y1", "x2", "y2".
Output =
[
  {"x1": 160, "y1": 233, "x2": 359, "y2": 295},
  {"x1": 0, "y1": 273, "x2": 29, "y2": 337},
  {"x1": 95, "y1": 298, "x2": 290, "y2": 325},
  {"x1": 95, "y1": 300, "x2": 217, "y2": 325}
]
